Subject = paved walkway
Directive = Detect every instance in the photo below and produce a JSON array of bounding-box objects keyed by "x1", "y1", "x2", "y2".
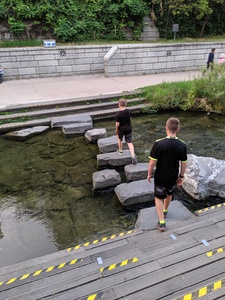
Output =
[{"x1": 0, "y1": 71, "x2": 200, "y2": 108}]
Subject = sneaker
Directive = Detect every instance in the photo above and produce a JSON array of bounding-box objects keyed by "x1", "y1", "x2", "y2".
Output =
[
  {"x1": 164, "y1": 210, "x2": 168, "y2": 218},
  {"x1": 131, "y1": 156, "x2": 137, "y2": 164},
  {"x1": 157, "y1": 221, "x2": 166, "y2": 232},
  {"x1": 117, "y1": 149, "x2": 123, "y2": 155}
]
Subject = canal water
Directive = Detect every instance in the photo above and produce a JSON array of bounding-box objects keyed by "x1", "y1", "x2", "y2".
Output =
[{"x1": 0, "y1": 111, "x2": 224, "y2": 267}]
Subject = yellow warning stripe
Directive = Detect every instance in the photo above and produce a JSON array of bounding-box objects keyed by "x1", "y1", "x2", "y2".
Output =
[
  {"x1": 197, "y1": 203, "x2": 225, "y2": 214},
  {"x1": 67, "y1": 229, "x2": 136, "y2": 252},
  {"x1": 175, "y1": 278, "x2": 225, "y2": 300},
  {"x1": 207, "y1": 246, "x2": 225, "y2": 257},
  {"x1": 0, "y1": 258, "x2": 83, "y2": 287},
  {"x1": 81, "y1": 291, "x2": 104, "y2": 300},
  {"x1": 99, "y1": 257, "x2": 138, "y2": 273}
]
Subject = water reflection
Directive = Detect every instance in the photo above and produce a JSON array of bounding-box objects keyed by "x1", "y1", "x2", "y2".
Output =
[{"x1": 0, "y1": 111, "x2": 224, "y2": 267}]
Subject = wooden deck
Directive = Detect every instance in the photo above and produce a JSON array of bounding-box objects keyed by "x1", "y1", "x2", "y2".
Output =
[{"x1": 1, "y1": 203, "x2": 225, "y2": 300}]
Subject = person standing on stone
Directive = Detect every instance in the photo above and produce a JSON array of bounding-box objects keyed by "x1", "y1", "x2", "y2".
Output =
[
  {"x1": 207, "y1": 48, "x2": 215, "y2": 69},
  {"x1": 115, "y1": 98, "x2": 137, "y2": 164},
  {"x1": 147, "y1": 117, "x2": 187, "y2": 231}
]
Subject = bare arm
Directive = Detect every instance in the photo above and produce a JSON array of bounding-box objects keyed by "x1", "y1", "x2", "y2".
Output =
[
  {"x1": 116, "y1": 121, "x2": 120, "y2": 134},
  {"x1": 176, "y1": 161, "x2": 187, "y2": 186},
  {"x1": 147, "y1": 159, "x2": 156, "y2": 182}
]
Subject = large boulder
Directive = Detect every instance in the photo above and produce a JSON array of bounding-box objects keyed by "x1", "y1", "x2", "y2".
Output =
[
  {"x1": 135, "y1": 200, "x2": 195, "y2": 231},
  {"x1": 92, "y1": 169, "x2": 121, "y2": 190},
  {"x1": 115, "y1": 179, "x2": 155, "y2": 206},
  {"x1": 183, "y1": 154, "x2": 225, "y2": 200}
]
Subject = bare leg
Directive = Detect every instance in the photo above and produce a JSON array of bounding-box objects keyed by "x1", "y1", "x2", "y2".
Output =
[
  {"x1": 117, "y1": 137, "x2": 122, "y2": 151},
  {"x1": 127, "y1": 142, "x2": 135, "y2": 157},
  {"x1": 155, "y1": 197, "x2": 164, "y2": 221},
  {"x1": 164, "y1": 194, "x2": 172, "y2": 211}
]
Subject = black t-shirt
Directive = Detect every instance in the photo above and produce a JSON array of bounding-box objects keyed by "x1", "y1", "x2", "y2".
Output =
[
  {"x1": 149, "y1": 136, "x2": 187, "y2": 186},
  {"x1": 115, "y1": 109, "x2": 132, "y2": 134}
]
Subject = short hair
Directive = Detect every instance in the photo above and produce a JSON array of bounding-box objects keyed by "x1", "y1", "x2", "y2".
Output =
[
  {"x1": 212, "y1": 48, "x2": 216, "y2": 52},
  {"x1": 118, "y1": 98, "x2": 127, "y2": 107},
  {"x1": 166, "y1": 117, "x2": 180, "y2": 133}
]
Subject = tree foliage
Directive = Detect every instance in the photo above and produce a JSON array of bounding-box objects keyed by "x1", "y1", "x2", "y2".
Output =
[{"x1": 0, "y1": 0, "x2": 225, "y2": 42}]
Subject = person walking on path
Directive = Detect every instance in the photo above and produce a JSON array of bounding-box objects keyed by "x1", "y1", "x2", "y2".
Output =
[
  {"x1": 0, "y1": 66, "x2": 4, "y2": 84},
  {"x1": 218, "y1": 53, "x2": 225, "y2": 65},
  {"x1": 115, "y1": 98, "x2": 137, "y2": 164},
  {"x1": 207, "y1": 48, "x2": 215, "y2": 69},
  {"x1": 147, "y1": 117, "x2": 187, "y2": 231}
]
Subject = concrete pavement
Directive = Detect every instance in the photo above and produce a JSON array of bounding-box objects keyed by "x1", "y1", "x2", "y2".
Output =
[{"x1": 0, "y1": 71, "x2": 200, "y2": 109}]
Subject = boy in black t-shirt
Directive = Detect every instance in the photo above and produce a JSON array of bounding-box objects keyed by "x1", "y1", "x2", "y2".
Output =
[
  {"x1": 147, "y1": 117, "x2": 187, "y2": 231},
  {"x1": 115, "y1": 98, "x2": 137, "y2": 164}
]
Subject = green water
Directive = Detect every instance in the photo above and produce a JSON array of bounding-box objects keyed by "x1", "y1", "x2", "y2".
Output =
[{"x1": 0, "y1": 111, "x2": 224, "y2": 267}]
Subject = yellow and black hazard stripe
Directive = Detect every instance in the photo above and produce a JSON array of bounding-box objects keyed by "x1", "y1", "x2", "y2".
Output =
[
  {"x1": 0, "y1": 258, "x2": 83, "y2": 287},
  {"x1": 67, "y1": 229, "x2": 136, "y2": 252},
  {"x1": 100, "y1": 257, "x2": 138, "y2": 273},
  {"x1": 196, "y1": 203, "x2": 225, "y2": 215},
  {"x1": 175, "y1": 278, "x2": 225, "y2": 300},
  {"x1": 207, "y1": 246, "x2": 225, "y2": 257}
]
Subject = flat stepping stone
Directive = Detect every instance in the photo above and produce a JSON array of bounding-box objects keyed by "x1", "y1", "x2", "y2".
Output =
[
  {"x1": 85, "y1": 128, "x2": 107, "y2": 143},
  {"x1": 97, "y1": 149, "x2": 132, "y2": 168},
  {"x1": 125, "y1": 163, "x2": 149, "y2": 181},
  {"x1": 62, "y1": 122, "x2": 93, "y2": 137},
  {"x1": 92, "y1": 169, "x2": 121, "y2": 190},
  {"x1": 51, "y1": 114, "x2": 92, "y2": 129},
  {"x1": 135, "y1": 200, "x2": 196, "y2": 231},
  {"x1": 4, "y1": 126, "x2": 49, "y2": 141},
  {"x1": 97, "y1": 135, "x2": 129, "y2": 153},
  {"x1": 115, "y1": 178, "x2": 155, "y2": 206}
]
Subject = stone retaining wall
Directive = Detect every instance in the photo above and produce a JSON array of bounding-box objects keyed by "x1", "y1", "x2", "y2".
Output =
[{"x1": 1, "y1": 42, "x2": 225, "y2": 80}]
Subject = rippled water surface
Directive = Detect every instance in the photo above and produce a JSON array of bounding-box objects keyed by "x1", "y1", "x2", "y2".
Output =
[{"x1": 0, "y1": 111, "x2": 224, "y2": 267}]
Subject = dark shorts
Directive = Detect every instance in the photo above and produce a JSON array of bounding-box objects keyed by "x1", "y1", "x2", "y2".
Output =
[
  {"x1": 118, "y1": 132, "x2": 132, "y2": 143},
  {"x1": 154, "y1": 184, "x2": 175, "y2": 199}
]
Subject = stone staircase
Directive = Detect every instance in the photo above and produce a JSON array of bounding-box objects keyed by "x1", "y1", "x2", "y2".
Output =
[{"x1": 0, "y1": 92, "x2": 151, "y2": 133}]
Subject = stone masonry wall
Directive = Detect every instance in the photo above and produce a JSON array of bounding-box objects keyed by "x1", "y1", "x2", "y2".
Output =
[
  {"x1": 104, "y1": 42, "x2": 225, "y2": 77},
  {"x1": 1, "y1": 42, "x2": 225, "y2": 80}
]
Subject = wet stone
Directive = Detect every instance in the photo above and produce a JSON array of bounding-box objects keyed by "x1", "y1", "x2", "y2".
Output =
[
  {"x1": 62, "y1": 122, "x2": 93, "y2": 137},
  {"x1": 115, "y1": 178, "x2": 155, "y2": 206},
  {"x1": 4, "y1": 126, "x2": 49, "y2": 141},
  {"x1": 125, "y1": 162, "x2": 149, "y2": 181},
  {"x1": 92, "y1": 169, "x2": 121, "y2": 190},
  {"x1": 97, "y1": 149, "x2": 132, "y2": 168},
  {"x1": 97, "y1": 135, "x2": 129, "y2": 153},
  {"x1": 85, "y1": 128, "x2": 107, "y2": 143},
  {"x1": 51, "y1": 114, "x2": 93, "y2": 129}
]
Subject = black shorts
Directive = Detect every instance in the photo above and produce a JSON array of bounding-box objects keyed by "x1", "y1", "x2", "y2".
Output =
[
  {"x1": 118, "y1": 132, "x2": 132, "y2": 143},
  {"x1": 154, "y1": 185, "x2": 175, "y2": 199}
]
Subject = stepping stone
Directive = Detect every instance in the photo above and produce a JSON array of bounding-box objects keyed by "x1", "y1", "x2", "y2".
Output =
[
  {"x1": 92, "y1": 169, "x2": 121, "y2": 190},
  {"x1": 4, "y1": 126, "x2": 49, "y2": 141},
  {"x1": 125, "y1": 163, "x2": 149, "y2": 181},
  {"x1": 85, "y1": 128, "x2": 107, "y2": 143},
  {"x1": 135, "y1": 200, "x2": 196, "y2": 231},
  {"x1": 115, "y1": 179, "x2": 155, "y2": 206},
  {"x1": 51, "y1": 114, "x2": 92, "y2": 129},
  {"x1": 97, "y1": 149, "x2": 132, "y2": 168},
  {"x1": 97, "y1": 135, "x2": 129, "y2": 153},
  {"x1": 62, "y1": 122, "x2": 93, "y2": 137}
]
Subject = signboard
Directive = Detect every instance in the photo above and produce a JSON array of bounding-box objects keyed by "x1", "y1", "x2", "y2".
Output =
[
  {"x1": 172, "y1": 24, "x2": 179, "y2": 32},
  {"x1": 43, "y1": 40, "x2": 56, "y2": 47}
]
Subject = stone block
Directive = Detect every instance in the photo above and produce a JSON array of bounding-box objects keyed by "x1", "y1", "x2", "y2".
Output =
[
  {"x1": 85, "y1": 128, "x2": 107, "y2": 143},
  {"x1": 115, "y1": 179, "x2": 155, "y2": 206},
  {"x1": 62, "y1": 122, "x2": 93, "y2": 137},
  {"x1": 125, "y1": 163, "x2": 149, "y2": 181},
  {"x1": 97, "y1": 149, "x2": 132, "y2": 168},
  {"x1": 92, "y1": 169, "x2": 121, "y2": 190},
  {"x1": 97, "y1": 135, "x2": 129, "y2": 153},
  {"x1": 51, "y1": 114, "x2": 92, "y2": 129},
  {"x1": 4, "y1": 126, "x2": 49, "y2": 141}
]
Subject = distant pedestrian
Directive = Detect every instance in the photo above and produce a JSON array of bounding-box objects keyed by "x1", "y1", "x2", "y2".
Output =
[
  {"x1": 207, "y1": 48, "x2": 215, "y2": 69},
  {"x1": 115, "y1": 98, "x2": 137, "y2": 164},
  {"x1": 0, "y1": 66, "x2": 3, "y2": 84},
  {"x1": 147, "y1": 117, "x2": 187, "y2": 231},
  {"x1": 218, "y1": 53, "x2": 225, "y2": 65}
]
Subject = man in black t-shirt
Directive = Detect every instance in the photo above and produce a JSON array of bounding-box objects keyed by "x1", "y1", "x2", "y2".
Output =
[
  {"x1": 147, "y1": 117, "x2": 187, "y2": 231},
  {"x1": 115, "y1": 98, "x2": 137, "y2": 164}
]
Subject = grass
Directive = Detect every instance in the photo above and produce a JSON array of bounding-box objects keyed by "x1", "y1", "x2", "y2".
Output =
[{"x1": 1, "y1": 35, "x2": 225, "y2": 48}]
